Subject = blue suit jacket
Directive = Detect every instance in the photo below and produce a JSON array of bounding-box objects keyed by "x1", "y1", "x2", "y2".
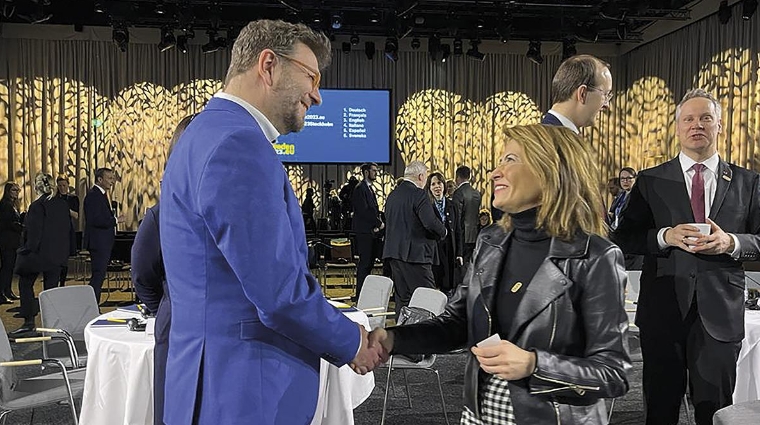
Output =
[
  {"x1": 160, "y1": 97, "x2": 361, "y2": 425},
  {"x1": 541, "y1": 112, "x2": 563, "y2": 126},
  {"x1": 83, "y1": 186, "x2": 115, "y2": 252}
]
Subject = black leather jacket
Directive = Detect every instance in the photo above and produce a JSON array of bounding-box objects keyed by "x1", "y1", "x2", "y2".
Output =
[{"x1": 390, "y1": 224, "x2": 632, "y2": 424}]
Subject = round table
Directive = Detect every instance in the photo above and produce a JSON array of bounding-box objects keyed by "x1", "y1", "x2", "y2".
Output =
[
  {"x1": 79, "y1": 308, "x2": 375, "y2": 425},
  {"x1": 734, "y1": 310, "x2": 760, "y2": 403}
]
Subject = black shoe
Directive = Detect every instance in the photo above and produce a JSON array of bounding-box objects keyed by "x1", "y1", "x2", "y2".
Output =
[
  {"x1": 12, "y1": 313, "x2": 25, "y2": 319},
  {"x1": 8, "y1": 325, "x2": 36, "y2": 337},
  {"x1": 0, "y1": 297, "x2": 12, "y2": 305},
  {"x1": 7, "y1": 306, "x2": 20, "y2": 312},
  {"x1": 5, "y1": 292, "x2": 19, "y2": 300}
]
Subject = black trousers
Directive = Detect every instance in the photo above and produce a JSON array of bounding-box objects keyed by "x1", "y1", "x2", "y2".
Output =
[
  {"x1": 388, "y1": 259, "x2": 435, "y2": 320},
  {"x1": 89, "y1": 247, "x2": 111, "y2": 303},
  {"x1": 18, "y1": 267, "x2": 61, "y2": 323},
  {"x1": 0, "y1": 247, "x2": 17, "y2": 297},
  {"x1": 355, "y1": 233, "x2": 376, "y2": 297},
  {"x1": 640, "y1": 303, "x2": 741, "y2": 425}
]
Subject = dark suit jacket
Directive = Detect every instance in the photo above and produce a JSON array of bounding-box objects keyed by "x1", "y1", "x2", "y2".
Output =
[
  {"x1": 452, "y1": 182, "x2": 482, "y2": 244},
  {"x1": 59, "y1": 193, "x2": 79, "y2": 255},
  {"x1": 433, "y1": 196, "x2": 463, "y2": 259},
  {"x1": 83, "y1": 186, "x2": 115, "y2": 252},
  {"x1": 21, "y1": 195, "x2": 70, "y2": 269},
  {"x1": 0, "y1": 199, "x2": 22, "y2": 250},
  {"x1": 612, "y1": 157, "x2": 760, "y2": 342},
  {"x1": 351, "y1": 179, "x2": 381, "y2": 234},
  {"x1": 383, "y1": 180, "x2": 446, "y2": 264},
  {"x1": 541, "y1": 112, "x2": 563, "y2": 126},
  {"x1": 132, "y1": 205, "x2": 169, "y2": 341},
  {"x1": 606, "y1": 191, "x2": 629, "y2": 227}
]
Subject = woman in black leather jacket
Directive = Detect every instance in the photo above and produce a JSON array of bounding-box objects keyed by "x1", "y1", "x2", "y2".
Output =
[{"x1": 370, "y1": 124, "x2": 631, "y2": 424}]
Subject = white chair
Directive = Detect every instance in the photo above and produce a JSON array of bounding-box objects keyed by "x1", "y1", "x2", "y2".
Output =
[
  {"x1": 355, "y1": 275, "x2": 394, "y2": 330},
  {"x1": 745, "y1": 271, "x2": 760, "y2": 291},
  {"x1": 625, "y1": 270, "x2": 641, "y2": 328},
  {"x1": 38, "y1": 286, "x2": 100, "y2": 368},
  {"x1": 380, "y1": 287, "x2": 449, "y2": 425}
]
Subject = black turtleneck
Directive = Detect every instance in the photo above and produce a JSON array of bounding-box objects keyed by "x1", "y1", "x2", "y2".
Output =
[{"x1": 495, "y1": 207, "x2": 551, "y2": 338}]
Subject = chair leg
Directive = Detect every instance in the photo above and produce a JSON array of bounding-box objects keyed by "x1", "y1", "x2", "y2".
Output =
[
  {"x1": 29, "y1": 408, "x2": 34, "y2": 425},
  {"x1": 381, "y1": 356, "x2": 395, "y2": 425},
  {"x1": 403, "y1": 370, "x2": 412, "y2": 408},
  {"x1": 682, "y1": 394, "x2": 693, "y2": 425},
  {"x1": 432, "y1": 369, "x2": 450, "y2": 425},
  {"x1": 608, "y1": 398, "x2": 616, "y2": 423},
  {"x1": 0, "y1": 410, "x2": 9, "y2": 425}
]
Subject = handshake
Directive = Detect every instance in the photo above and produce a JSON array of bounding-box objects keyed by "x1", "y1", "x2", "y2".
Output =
[{"x1": 349, "y1": 325, "x2": 394, "y2": 375}]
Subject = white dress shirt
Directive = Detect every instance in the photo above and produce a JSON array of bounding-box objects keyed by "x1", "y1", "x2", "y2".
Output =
[
  {"x1": 214, "y1": 92, "x2": 280, "y2": 143},
  {"x1": 547, "y1": 109, "x2": 580, "y2": 134},
  {"x1": 656, "y1": 152, "x2": 740, "y2": 257}
]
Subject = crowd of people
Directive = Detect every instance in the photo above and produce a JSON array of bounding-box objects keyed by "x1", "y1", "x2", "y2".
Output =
[{"x1": 1, "y1": 17, "x2": 756, "y2": 425}]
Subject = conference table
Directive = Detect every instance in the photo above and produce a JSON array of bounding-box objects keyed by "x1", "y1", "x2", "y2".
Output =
[
  {"x1": 79, "y1": 307, "x2": 375, "y2": 425},
  {"x1": 734, "y1": 309, "x2": 760, "y2": 403}
]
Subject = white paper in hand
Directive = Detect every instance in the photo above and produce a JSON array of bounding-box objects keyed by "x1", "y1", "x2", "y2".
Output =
[{"x1": 476, "y1": 334, "x2": 501, "y2": 348}]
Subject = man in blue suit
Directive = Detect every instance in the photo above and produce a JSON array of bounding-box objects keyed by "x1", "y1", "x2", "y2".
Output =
[
  {"x1": 83, "y1": 167, "x2": 123, "y2": 303},
  {"x1": 160, "y1": 20, "x2": 383, "y2": 425},
  {"x1": 541, "y1": 55, "x2": 612, "y2": 132}
]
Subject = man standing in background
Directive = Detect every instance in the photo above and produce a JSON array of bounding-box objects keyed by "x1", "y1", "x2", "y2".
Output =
[
  {"x1": 352, "y1": 162, "x2": 383, "y2": 298},
  {"x1": 452, "y1": 165, "x2": 481, "y2": 264},
  {"x1": 56, "y1": 176, "x2": 79, "y2": 287}
]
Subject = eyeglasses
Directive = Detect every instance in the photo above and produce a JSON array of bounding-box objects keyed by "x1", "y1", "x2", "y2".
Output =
[
  {"x1": 619, "y1": 176, "x2": 636, "y2": 181},
  {"x1": 274, "y1": 52, "x2": 321, "y2": 91},
  {"x1": 586, "y1": 86, "x2": 614, "y2": 103}
]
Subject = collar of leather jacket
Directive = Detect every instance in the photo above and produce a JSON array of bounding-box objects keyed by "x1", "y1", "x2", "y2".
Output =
[{"x1": 478, "y1": 223, "x2": 591, "y2": 259}]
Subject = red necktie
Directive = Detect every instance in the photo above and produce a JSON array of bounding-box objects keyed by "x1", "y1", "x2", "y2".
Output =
[{"x1": 691, "y1": 163, "x2": 706, "y2": 223}]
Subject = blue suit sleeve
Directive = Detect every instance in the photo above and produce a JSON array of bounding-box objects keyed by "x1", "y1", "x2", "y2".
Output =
[
  {"x1": 197, "y1": 130, "x2": 361, "y2": 366},
  {"x1": 131, "y1": 208, "x2": 164, "y2": 313}
]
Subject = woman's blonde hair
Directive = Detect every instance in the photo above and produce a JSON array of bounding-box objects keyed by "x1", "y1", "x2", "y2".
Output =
[
  {"x1": 498, "y1": 124, "x2": 606, "y2": 240},
  {"x1": 33, "y1": 173, "x2": 56, "y2": 200}
]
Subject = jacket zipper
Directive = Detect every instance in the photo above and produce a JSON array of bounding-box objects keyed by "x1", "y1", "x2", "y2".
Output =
[
  {"x1": 553, "y1": 401, "x2": 561, "y2": 425},
  {"x1": 549, "y1": 300, "x2": 557, "y2": 349},
  {"x1": 531, "y1": 374, "x2": 601, "y2": 395}
]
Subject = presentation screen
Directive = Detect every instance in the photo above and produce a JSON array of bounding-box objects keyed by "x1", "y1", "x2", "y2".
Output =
[{"x1": 274, "y1": 89, "x2": 391, "y2": 164}]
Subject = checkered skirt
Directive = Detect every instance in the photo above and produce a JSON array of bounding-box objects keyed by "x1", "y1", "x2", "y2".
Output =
[{"x1": 460, "y1": 374, "x2": 516, "y2": 425}]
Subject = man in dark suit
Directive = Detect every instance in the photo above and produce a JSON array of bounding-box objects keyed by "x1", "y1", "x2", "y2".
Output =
[
  {"x1": 56, "y1": 176, "x2": 79, "y2": 286},
  {"x1": 352, "y1": 162, "x2": 383, "y2": 297},
  {"x1": 383, "y1": 161, "x2": 447, "y2": 319},
  {"x1": 84, "y1": 167, "x2": 123, "y2": 303},
  {"x1": 541, "y1": 54, "x2": 612, "y2": 132},
  {"x1": 613, "y1": 89, "x2": 760, "y2": 425},
  {"x1": 452, "y1": 165, "x2": 482, "y2": 263}
]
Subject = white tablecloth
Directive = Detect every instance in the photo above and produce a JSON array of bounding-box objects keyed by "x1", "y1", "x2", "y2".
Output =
[
  {"x1": 79, "y1": 309, "x2": 374, "y2": 425},
  {"x1": 734, "y1": 310, "x2": 760, "y2": 403}
]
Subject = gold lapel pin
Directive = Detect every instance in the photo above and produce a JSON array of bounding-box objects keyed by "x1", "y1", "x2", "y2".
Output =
[
  {"x1": 722, "y1": 174, "x2": 731, "y2": 181},
  {"x1": 511, "y1": 282, "x2": 523, "y2": 293}
]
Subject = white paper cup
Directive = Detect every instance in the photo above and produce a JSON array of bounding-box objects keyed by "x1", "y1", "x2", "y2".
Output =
[{"x1": 687, "y1": 223, "x2": 711, "y2": 235}]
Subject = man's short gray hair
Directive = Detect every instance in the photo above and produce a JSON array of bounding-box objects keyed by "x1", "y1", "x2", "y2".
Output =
[
  {"x1": 676, "y1": 88, "x2": 722, "y2": 122},
  {"x1": 404, "y1": 161, "x2": 428, "y2": 178},
  {"x1": 225, "y1": 19, "x2": 331, "y2": 85}
]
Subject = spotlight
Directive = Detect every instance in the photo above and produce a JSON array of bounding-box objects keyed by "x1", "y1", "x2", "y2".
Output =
[
  {"x1": 743, "y1": 0, "x2": 758, "y2": 20},
  {"x1": 158, "y1": 27, "x2": 176, "y2": 52},
  {"x1": 94, "y1": 1, "x2": 105, "y2": 14},
  {"x1": 526, "y1": 40, "x2": 543, "y2": 65},
  {"x1": 576, "y1": 22, "x2": 599, "y2": 43},
  {"x1": 370, "y1": 10, "x2": 381, "y2": 23},
  {"x1": 331, "y1": 13, "x2": 342, "y2": 29},
  {"x1": 718, "y1": 0, "x2": 731, "y2": 24},
  {"x1": 365, "y1": 41, "x2": 376, "y2": 60},
  {"x1": 384, "y1": 37, "x2": 399, "y2": 62},
  {"x1": 496, "y1": 25, "x2": 510, "y2": 44},
  {"x1": 112, "y1": 25, "x2": 129, "y2": 53},
  {"x1": 202, "y1": 30, "x2": 227, "y2": 54},
  {"x1": 350, "y1": 34, "x2": 359, "y2": 46},
  {"x1": 453, "y1": 38, "x2": 463, "y2": 56},
  {"x1": 476, "y1": 19, "x2": 484, "y2": 29},
  {"x1": 466, "y1": 40, "x2": 485, "y2": 61},
  {"x1": 616, "y1": 22, "x2": 628, "y2": 40},
  {"x1": 428, "y1": 34, "x2": 440, "y2": 61},
  {"x1": 562, "y1": 38, "x2": 577, "y2": 61},
  {"x1": 155, "y1": 1, "x2": 166, "y2": 15},
  {"x1": 176, "y1": 29, "x2": 195, "y2": 54},
  {"x1": 440, "y1": 44, "x2": 451, "y2": 63},
  {"x1": 341, "y1": 42, "x2": 351, "y2": 54},
  {"x1": 411, "y1": 38, "x2": 421, "y2": 50}
]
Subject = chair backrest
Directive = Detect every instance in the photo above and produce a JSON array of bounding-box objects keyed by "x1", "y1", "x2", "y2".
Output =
[
  {"x1": 626, "y1": 270, "x2": 642, "y2": 303},
  {"x1": 745, "y1": 271, "x2": 760, "y2": 290},
  {"x1": 39, "y1": 285, "x2": 100, "y2": 358},
  {"x1": 0, "y1": 318, "x2": 18, "y2": 405},
  {"x1": 356, "y1": 275, "x2": 394, "y2": 329},
  {"x1": 408, "y1": 287, "x2": 448, "y2": 316}
]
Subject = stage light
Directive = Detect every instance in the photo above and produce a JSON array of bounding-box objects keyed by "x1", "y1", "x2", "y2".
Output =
[
  {"x1": 350, "y1": 34, "x2": 360, "y2": 46},
  {"x1": 440, "y1": 44, "x2": 450, "y2": 63},
  {"x1": 365, "y1": 41, "x2": 376, "y2": 60},
  {"x1": 202, "y1": 30, "x2": 227, "y2": 54},
  {"x1": 526, "y1": 40, "x2": 543, "y2": 65},
  {"x1": 155, "y1": 1, "x2": 166, "y2": 15},
  {"x1": 385, "y1": 37, "x2": 399, "y2": 62},
  {"x1": 453, "y1": 38, "x2": 463, "y2": 56},
  {"x1": 158, "y1": 27, "x2": 176, "y2": 52},
  {"x1": 466, "y1": 40, "x2": 485, "y2": 61},
  {"x1": 743, "y1": 0, "x2": 758, "y2": 20},
  {"x1": 718, "y1": 1, "x2": 732, "y2": 24},
  {"x1": 112, "y1": 25, "x2": 129, "y2": 53},
  {"x1": 177, "y1": 29, "x2": 194, "y2": 54},
  {"x1": 331, "y1": 13, "x2": 342, "y2": 30},
  {"x1": 94, "y1": 1, "x2": 104, "y2": 14},
  {"x1": 428, "y1": 34, "x2": 440, "y2": 61},
  {"x1": 341, "y1": 42, "x2": 351, "y2": 54},
  {"x1": 411, "y1": 38, "x2": 421, "y2": 50}
]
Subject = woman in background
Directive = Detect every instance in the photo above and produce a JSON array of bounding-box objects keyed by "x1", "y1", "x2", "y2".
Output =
[
  {"x1": 0, "y1": 182, "x2": 22, "y2": 303},
  {"x1": 425, "y1": 172, "x2": 463, "y2": 294}
]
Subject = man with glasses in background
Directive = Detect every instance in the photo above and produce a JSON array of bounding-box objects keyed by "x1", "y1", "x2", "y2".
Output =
[{"x1": 542, "y1": 54, "x2": 613, "y2": 133}]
